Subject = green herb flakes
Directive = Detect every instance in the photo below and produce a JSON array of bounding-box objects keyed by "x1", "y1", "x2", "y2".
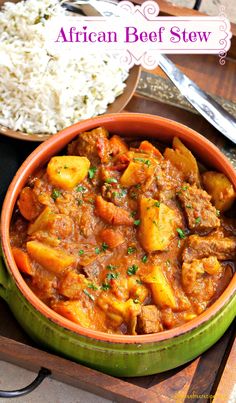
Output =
[
  {"x1": 134, "y1": 219, "x2": 141, "y2": 226},
  {"x1": 176, "y1": 228, "x2": 186, "y2": 239},
  {"x1": 106, "y1": 264, "x2": 117, "y2": 271},
  {"x1": 88, "y1": 167, "x2": 97, "y2": 179},
  {"x1": 51, "y1": 189, "x2": 61, "y2": 200},
  {"x1": 101, "y1": 283, "x2": 111, "y2": 291},
  {"x1": 142, "y1": 255, "x2": 148, "y2": 263},
  {"x1": 88, "y1": 284, "x2": 98, "y2": 291},
  {"x1": 127, "y1": 246, "x2": 136, "y2": 255},
  {"x1": 105, "y1": 178, "x2": 118, "y2": 184},
  {"x1": 107, "y1": 272, "x2": 119, "y2": 281},
  {"x1": 127, "y1": 265, "x2": 139, "y2": 276},
  {"x1": 195, "y1": 217, "x2": 201, "y2": 224},
  {"x1": 101, "y1": 242, "x2": 108, "y2": 251},
  {"x1": 76, "y1": 185, "x2": 86, "y2": 193},
  {"x1": 78, "y1": 249, "x2": 84, "y2": 255}
]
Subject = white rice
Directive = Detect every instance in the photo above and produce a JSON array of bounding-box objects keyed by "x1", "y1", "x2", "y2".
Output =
[{"x1": 0, "y1": 0, "x2": 129, "y2": 134}]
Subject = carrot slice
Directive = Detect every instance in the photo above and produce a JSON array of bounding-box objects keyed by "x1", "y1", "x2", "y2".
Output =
[
  {"x1": 99, "y1": 228, "x2": 125, "y2": 249},
  {"x1": 139, "y1": 141, "x2": 163, "y2": 159},
  {"x1": 12, "y1": 247, "x2": 34, "y2": 275},
  {"x1": 95, "y1": 196, "x2": 134, "y2": 226}
]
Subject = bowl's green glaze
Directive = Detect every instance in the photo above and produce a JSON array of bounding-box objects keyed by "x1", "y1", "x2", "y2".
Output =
[{"x1": 0, "y1": 253, "x2": 235, "y2": 377}]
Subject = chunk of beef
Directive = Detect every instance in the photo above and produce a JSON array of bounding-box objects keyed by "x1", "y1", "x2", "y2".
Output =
[
  {"x1": 67, "y1": 127, "x2": 109, "y2": 164},
  {"x1": 183, "y1": 234, "x2": 236, "y2": 262},
  {"x1": 177, "y1": 184, "x2": 220, "y2": 232},
  {"x1": 76, "y1": 204, "x2": 99, "y2": 238},
  {"x1": 137, "y1": 305, "x2": 162, "y2": 334}
]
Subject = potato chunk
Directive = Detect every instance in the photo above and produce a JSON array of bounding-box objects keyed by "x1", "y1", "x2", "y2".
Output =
[
  {"x1": 120, "y1": 153, "x2": 158, "y2": 187},
  {"x1": 139, "y1": 197, "x2": 176, "y2": 252},
  {"x1": 143, "y1": 266, "x2": 177, "y2": 309},
  {"x1": 52, "y1": 300, "x2": 92, "y2": 328},
  {"x1": 164, "y1": 137, "x2": 200, "y2": 185},
  {"x1": 47, "y1": 156, "x2": 90, "y2": 190},
  {"x1": 28, "y1": 207, "x2": 73, "y2": 238},
  {"x1": 27, "y1": 241, "x2": 76, "y2": 274},
  {"x1": 202, "y1": 171, "x2": 236, "y2": 212}
]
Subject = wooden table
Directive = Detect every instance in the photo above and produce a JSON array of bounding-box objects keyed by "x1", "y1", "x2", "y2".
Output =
[{"x1": 0, "y1": 1, "x2": 235, "y2": 401}]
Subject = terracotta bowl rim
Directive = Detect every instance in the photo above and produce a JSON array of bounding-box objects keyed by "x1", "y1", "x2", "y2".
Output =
[{"x1": 1, "y1": 113, "x2": 236, "y2": 344}]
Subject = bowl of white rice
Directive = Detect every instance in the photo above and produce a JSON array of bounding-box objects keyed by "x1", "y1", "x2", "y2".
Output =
[{"x1": 0, "y1": 0, "x2": 140, "y2": 141}]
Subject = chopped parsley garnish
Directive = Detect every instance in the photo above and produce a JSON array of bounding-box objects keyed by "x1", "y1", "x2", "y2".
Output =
[
  {"x1": 83, "y1": 289, "x2": 95, "y2": 301},
  {"x1": 105, "y1": 178, "x2": 118, "y2": 184},
  {"x1": 186, "y1": 205, "x2": 192, "y2": 209},
  {"x1": 88, "y1": 167, "x2": 97, "y2": 179},
  {"x1": 106, "y1": 264, "x2": 117, "y2": 271},
  {"x1": 133, "y1": 158, "x2": 151, "y2": 167},
  {"x1": 131, "y1": 211, "x2": 137, "y2": 218},
  {"x1": 107, "y1": 272, "x2": 119, "y2": 281},
  {"x1": 142, "y1": 255, "x2": 148, "y2": 263},
  {"x1": 78, "y1": 249, "x2": 84, "y2": 255},
  {"x1": 182, "y1": 185, "x2": 188, "y2": 191},
  {"x1": 133, "y1": 299, "x2": 140, "y2": 304},
  {"x1": 177, "y1": 228, "x2": 186, "y2": 239},
  {"x1": 127, "y1": 246, "x2": 136, "y2": 255},
  {"x1": 76, "y1": 185, "x2": 87, "y2": 193},
  {"x1": 77, "y1": 199, "x2": 83, "y2": 206},
  {"x1": 195, "y1": 217, "x2": 201, "y2": 224},
  {"x1": 216, "y1": 209, "x2": 220, "y2": 217},
  {"x1": 51, "y1": 189, "x2": 61, "y2": 200},
  {"x1": 127, "y1": 264, "x2": 139, "y2": 276},
  {"x1": 88, "y1": 284, "x2": 98, "y2": 291},
  {"x1": 154, "y1": 201, "x2": 160, "y2": 207},
  {"x1": 95, "y1": 247, "x2": 100, "y2": 254},
  {"x1": 135, "y1": 184, "x2": 141, "y2": 189},
  {"x1": 101, "y1": 283, "x2": 111, "y2": 291},
  {"x1": 136, "y1": 279, "x2": 143, "y2": 285},
  {"x1": 101, "y1": 242, "x2": 108, "y2": 251},
  {"x1": 134, "y1": 219, "x2": 141, "y2": 226}
]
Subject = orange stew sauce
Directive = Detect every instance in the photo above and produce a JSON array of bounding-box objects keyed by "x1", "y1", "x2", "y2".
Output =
[{"x1": 10, "y1": 128, "x2": 236, "y2": 335}]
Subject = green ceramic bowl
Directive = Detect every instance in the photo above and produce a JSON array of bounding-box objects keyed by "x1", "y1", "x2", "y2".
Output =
[{"x1": 1, "y1": 113, "x2": 236, "y2": 377}]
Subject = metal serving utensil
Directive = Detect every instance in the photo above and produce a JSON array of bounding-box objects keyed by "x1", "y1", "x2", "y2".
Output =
[{"x1": 63, "y1": 0, "x2": 236, "y2": 144}]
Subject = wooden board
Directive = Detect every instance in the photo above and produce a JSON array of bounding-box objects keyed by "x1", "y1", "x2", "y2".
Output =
[{"x1": 0, "y1": 298, "x2": 235, "y2": 403}]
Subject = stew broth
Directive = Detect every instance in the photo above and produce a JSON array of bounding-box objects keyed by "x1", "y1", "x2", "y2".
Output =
[{"x1": 10, "y1": 128, "x2": 236, "y2": 335}]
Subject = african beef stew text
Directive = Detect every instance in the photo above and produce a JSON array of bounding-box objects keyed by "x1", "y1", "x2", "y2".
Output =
[{"x1": 10, "y1": 128, "x2": 236, "y2": 335}]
